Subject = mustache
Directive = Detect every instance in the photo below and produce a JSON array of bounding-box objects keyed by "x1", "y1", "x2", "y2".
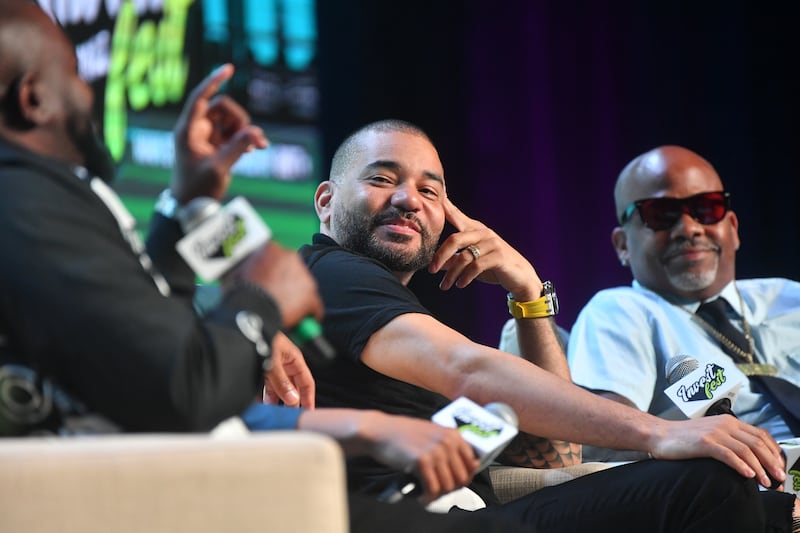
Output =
[
  {"x1": 662, "y1": 239, "x2": 721, "y2": 260},
  {"x1": 372, "y1": 209, "x2": 425, "y2": 233}
]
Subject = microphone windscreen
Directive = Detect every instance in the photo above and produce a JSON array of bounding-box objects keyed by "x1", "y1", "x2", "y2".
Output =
[
  {"x1": 665, "y1": 354, "x2": 700, "y2": 385},
  {"x1": 178, "y1": 197, "x2": 221, "y2": 232}
]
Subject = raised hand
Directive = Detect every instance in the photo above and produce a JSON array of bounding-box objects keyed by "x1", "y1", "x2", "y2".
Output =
[
  {"x1": 172, "y1": 63, "x2": 268, "y2": 204},
  {"x1": 429, "y1": 197, "x2": 542, "y2": 301}
]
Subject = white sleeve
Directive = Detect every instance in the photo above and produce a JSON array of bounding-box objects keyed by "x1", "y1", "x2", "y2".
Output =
[{"x1": 567, "y1": 290, "x2": 659, "y2": 411}]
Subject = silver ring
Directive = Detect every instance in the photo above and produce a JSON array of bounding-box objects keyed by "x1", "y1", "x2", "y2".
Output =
[{"x1": 467, "y1": 244, "x2": 481, "y2": 260}]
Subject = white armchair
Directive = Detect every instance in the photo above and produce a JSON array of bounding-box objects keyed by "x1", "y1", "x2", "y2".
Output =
[{"x1": 0, "y1": 431, "x2": 348, "y2": 533}]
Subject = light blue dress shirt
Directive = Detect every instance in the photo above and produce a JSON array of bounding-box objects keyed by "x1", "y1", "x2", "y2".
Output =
[{"x1": 567, "y1": 278, "x2": 800, "y2": 441}]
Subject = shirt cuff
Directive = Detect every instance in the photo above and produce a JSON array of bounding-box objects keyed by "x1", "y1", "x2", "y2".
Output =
[
  {"x1": 240, "y1": 402, "x2": 304, "y2": 431},
  {"x1": 220, "y1": 282, "x2": 283, "y2": 342}
]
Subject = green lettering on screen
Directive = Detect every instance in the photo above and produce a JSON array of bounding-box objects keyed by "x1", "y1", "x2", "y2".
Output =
[{"x1": 105, "y1": 0, "x2": 194, "y2": 161}]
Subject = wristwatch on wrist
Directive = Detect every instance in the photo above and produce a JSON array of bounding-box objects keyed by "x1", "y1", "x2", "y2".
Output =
[
  {"x1": 154, "y1": 189, "x2": 221, "y2": 232},
  {"x1": 507, "y1": 281, "x2": 559, "y2": 319},
  {"x1": 154, "y1": 188, "x2": 179, "y2": 219}
]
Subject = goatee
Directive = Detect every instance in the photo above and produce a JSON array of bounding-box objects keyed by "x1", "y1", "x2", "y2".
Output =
[
  {"x1": 69, "y1": 115, "x2": 116, "y2": 183},
  {"x1": 334, "y1": 207, "x2": 438, "y2": 273}
]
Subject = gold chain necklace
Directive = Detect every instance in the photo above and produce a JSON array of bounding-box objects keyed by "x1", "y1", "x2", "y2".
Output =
[
  {"x1": 677, "y1": 286, "x2": 755, "y2": 364},
  {"x1": 674, "y1": 285, "x2": 778, "y2": 376}
]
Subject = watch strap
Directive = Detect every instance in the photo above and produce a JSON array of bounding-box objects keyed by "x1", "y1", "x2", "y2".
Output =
[
  {"x1": 154, "y1": 189, "x2": 221, "y2": 233},
  {"x1": 507, "y1": 281, "x2": 558, "y2": 319}
]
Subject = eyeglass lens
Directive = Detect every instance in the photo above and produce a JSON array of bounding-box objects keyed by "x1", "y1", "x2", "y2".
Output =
[{"x1": 638, "y1": 192, "x2": 728, "y2": 230}]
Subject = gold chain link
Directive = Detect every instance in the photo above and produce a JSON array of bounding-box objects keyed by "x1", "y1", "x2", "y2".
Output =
[{"x1": 677, "y1": 285, "x2": 755, "y2": 365}]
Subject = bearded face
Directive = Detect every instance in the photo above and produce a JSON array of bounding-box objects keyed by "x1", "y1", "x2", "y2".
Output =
[
  {"x1": 65, "y1": 108, "x2": 115, "y2": 183},
  {"x1": 332, "y1": 203, "x2": 440, "y2": 273}
]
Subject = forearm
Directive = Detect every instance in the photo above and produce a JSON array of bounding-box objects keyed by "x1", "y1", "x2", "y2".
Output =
[
  {"x1": 595, "y1": 390, "x2": 639, "y2": 409},
  {"x1": 368, "y1": 316, "x2": 657, "y2": 454},
  {"x1": 498, "y1": 431, "x2": 582, "y2": 468},
  {"x1": 455, "y1": 353, "x2": 659, "y2": 452},
  {"x1": 497, "y1": 319, "x2": 579, "y2": 466},
  {"x1": 513, "y1": 317, "x2": 571, "y2": 379},
  {"x1": 296, "y1": 408, "x2": 380, "y2": 456},
  {"x1": 145, "y1": 211, "x2": 197, "y2": 298}
]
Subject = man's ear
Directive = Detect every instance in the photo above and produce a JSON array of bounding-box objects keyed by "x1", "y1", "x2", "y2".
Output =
[
  {"x1": 314, "y1": 180, "x2": 334, "y2": 225},
  {"x1": 4, "y1": 73, "x2": 44, "y2": 129},
  {"x1": 611, "y1": 226, "x2": 630, "y2": 267},
  {"x1": 728, "y1": 210, "x2": 741, "y2": 251}
]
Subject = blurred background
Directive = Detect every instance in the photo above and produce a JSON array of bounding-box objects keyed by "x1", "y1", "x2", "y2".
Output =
[{"x1": 43, "y1": 0, "x2": 799, "y2": 347}]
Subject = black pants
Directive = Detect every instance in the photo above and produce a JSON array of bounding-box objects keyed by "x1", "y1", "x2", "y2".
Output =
[{"x1": 348, "y1": 458, "x2": 793, "y2": 533}]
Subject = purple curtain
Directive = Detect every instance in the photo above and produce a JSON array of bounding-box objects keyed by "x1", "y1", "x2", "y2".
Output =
[{"x1": 318, "y1": 1, "x2": 800, "y2": 347}]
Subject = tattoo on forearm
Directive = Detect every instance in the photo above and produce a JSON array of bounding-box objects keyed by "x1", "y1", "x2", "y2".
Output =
[{"x1": 497, "y1": 431, "x2": 582, "y2": 468}]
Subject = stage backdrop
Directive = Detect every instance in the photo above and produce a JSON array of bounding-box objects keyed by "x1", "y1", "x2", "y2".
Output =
[
  {"x1": 317, "y1": 0, "x2": 800, "y2": 347},
  {"x1": 42, "y1": 1, "x2": 799, "y2": 348},
  {"x1": 41, "y1": 0, "x2": 322, "y2": 250}
]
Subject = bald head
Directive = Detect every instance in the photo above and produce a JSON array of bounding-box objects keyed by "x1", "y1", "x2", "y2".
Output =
[
  {"x1": 0, "y1": 2, "x2": 114, "y2": 180},
  {"x1": 330, "y1": 119, "x2": 433, "y2": 183},
  {"x1": 610, "y1": 145, "x2": 739, "y2": 301},
  {"x1": 614, "y1": 146, "x2": 723, "y2": 223},
  {"x1": 0, "y1": 1, "x2": 62, "y2": 110}
]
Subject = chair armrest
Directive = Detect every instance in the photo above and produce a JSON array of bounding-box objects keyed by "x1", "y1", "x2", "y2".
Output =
[{"x1": 0, "y1": 431, "x2": 348, "y2": 533}]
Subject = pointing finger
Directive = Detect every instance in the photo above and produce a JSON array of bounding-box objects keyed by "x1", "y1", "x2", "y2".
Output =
[
  {"x1": 212, "y1": 126, "x2": 269, "y2": 171},
  {"x1": 178, "y1": 63, "x2": 234, "y2": 131}
]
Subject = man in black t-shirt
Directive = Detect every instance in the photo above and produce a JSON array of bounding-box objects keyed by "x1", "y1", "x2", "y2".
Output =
[{"x1": 299, "y1": 119, "x2": 795, "y2": 532}]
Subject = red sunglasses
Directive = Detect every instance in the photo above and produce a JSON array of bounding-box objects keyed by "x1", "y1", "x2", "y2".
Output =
[{"x1": 619, "y1": 191, "x2": 731, "y2": 231}]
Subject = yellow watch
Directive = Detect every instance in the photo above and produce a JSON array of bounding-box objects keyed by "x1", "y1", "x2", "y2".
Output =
[{"x1": 507, "y1": 281, "x2": 559, "y2": 319}]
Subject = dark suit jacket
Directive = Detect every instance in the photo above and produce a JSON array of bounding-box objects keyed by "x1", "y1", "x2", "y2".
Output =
[{"x1": 0, "y1": 137, "x2": 278, "y2": 434}]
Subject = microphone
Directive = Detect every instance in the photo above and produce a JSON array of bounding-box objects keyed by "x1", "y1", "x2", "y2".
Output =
[
  {"x1": 377, "y1": 397, "x2": 519, "y2": 503},
  {"x1": 287, "y1": 316, "x2": 336, "y2": 369},
  {"x1": 665, "y1": 354, "x2": 784, "y2": 489},
  {"x1": 780, "y1": 438, "x2": 800, "y2": 496},
  {"x1": 663, "y1": 354, "x2": 744, "y2": 419},
  {"x1": 175, "y1": 195, "x2": 335, "y2": 367}
]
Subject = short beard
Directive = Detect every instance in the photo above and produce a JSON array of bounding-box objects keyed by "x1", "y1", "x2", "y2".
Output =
[
  {"x1": 666, "y1": 259, "x2": 718, "y2": 292},
  {"x1": 663, "y1": 239, "x2": 720, "y2": 292},
  {"x1": 334, "y1": 207, "x2": 438, "y2": 273},
  {"x1": 68, "y1": 115, "x2": 116, "y2": 183}
]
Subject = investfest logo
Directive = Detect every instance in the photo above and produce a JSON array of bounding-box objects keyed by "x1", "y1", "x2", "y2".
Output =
[
  {"x1": 104, "y1": 0, "x2": 192, "y2": 161},
  {"x1": 675, "y1": 363, "x2": 728, "y2": 403},
  {"x1": 791, "y1": 458, "x2": 800, "y2": 493},
  {"x1": 453, "y1": 408, "x2": 503, "y2": 439}
]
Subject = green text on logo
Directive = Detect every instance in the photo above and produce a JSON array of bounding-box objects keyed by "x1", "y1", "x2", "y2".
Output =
[{"x1": 105, "y1": 0, "x2": 194, "y2": 161}]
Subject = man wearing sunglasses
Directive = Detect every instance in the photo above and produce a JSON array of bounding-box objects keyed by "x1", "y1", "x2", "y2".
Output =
[{"x1": 562, "y1": 146, "x2": 800, "y2": 461}]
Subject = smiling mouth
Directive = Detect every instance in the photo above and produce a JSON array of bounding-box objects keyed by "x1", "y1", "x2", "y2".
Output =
[
  {"x1": 381, "y1": 218, "x2": 421, "y2": 234},
  {"x1": 663, "y1": 245, "x2": 719, "y2": 263}
]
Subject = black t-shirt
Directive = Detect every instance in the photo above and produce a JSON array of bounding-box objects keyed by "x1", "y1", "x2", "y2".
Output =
[
  {"x1": 300, "y1": 235, "x2": 498, "y2": 504},
  {"x1": 301, "y1": 234, "x2": 449, "y2": 417}
]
